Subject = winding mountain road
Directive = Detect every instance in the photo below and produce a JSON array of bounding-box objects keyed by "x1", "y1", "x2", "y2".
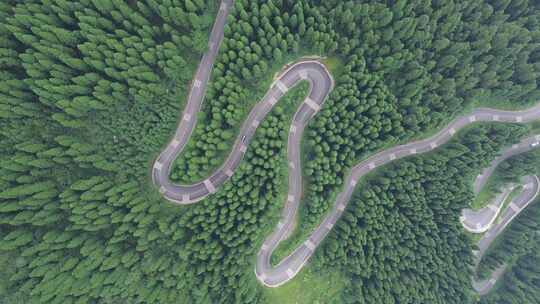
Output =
[
  {"x1": 462, "y1": 136, "x2": 540, "y2": 234},
  {"x1": 468, "y1": 173, "x2": 539, "y2": 295},
  {"x1": 152, "y1": 0, "x2": 540, "y2": 289},
  {"x1": 461, "y1": 186, "x2": 514, "y2": 234},
  {"x1": 152, "y1": 0, "x2": 233, "y2": 204},
  {"x1": 474, "y1": 174, "x2": 539, "y2": 260},
  {"x1": 460, "y1": 139, "x2": 540, "y2": 295}
]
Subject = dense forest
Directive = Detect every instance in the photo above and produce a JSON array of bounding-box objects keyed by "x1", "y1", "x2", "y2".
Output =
[
  {"x1": 476, "y1": 150, "x2": 540, "y2": 304},
  {"x1": 1, "y1": 0, "x2": 540, "y2": 304},
  {"x1": 478, "y1": 201, "x2": 540, "y2": 304},
  {"x1": 170, "y1": 0, "x2": 540, "y2": 229},
  {"x1": 480, "y1": 243, "x2": 540, "y2": 304},
  {"x1": 314, "y1": 123, "x2": 531, "y2": 303}
]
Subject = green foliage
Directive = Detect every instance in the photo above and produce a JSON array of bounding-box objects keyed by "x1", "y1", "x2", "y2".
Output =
[
  {"x1": 314, "y1": 124, "x2": 528, "y2": 303},
  {"x1": 262, "y1": 267, "x2": 348, "y2": 304},
  {"x1": 0, "y1": 249, "x2": 30, "y2": 304},
  {"x1": 299, "y1": 0, "x2": 540, "y2": 231},
  {"x1": 1, "y1": 0, "x2": 540, "y2": 303},
  {"x1": 496, "y1": 151, "x2": 540, "y2": 184},
  {"x1": 478, "y1": 201, "x2": 540, "y2": 303},
  {"x1": 476, "y1": 173, "x2": 540, "y2": 280},
  {"x1": 0, "y1": 0, "x2": 224, "y2": 302},
  {"x1": 173, "y1": 0, "x2": 540, "y2": 230},
  {"x1": 479, "y1": 245, "x2": 540, "y2": 304},
  {"x1": 170, "y1": 0, "x2": 310, "y2": 182}
]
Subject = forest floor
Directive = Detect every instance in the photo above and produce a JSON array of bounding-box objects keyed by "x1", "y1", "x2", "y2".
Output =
[{"x1": 261, "y1": 267, "x2": 347, "y2": 304}]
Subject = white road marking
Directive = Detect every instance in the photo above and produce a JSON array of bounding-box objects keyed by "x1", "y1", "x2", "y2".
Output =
[
  {"x1": 509, "y1": 202, "x2": 519, "y2": 212},
  {"x1": 305, "y1": 97, "x2": 320, "y2": 111},
  {"x1": 159, "y1": 186, "x2": 166, "y2": 194},
  {"x1": 155, "y1": 35, "x2": 540, "y2": 286},
  {"x1": 524, "y1": 183, "x2": 533, "y2": 190},
  {"x1": 430, "y1": 142, "x2": 437, "y2": 149},
  {"x1": 225, "y1": 169, "x2": 234, "y2": 177},
  {"x1": 287, "y1": 195, "x2": 294, "y2": 202},
  {"x1": 268, "y1": 96, "x2": 277, "y2": 106},
  {"x1": 289, "y1": 162, "x2": 295, "y2": 169},
  {"x1": 182, "y1": 194, "x2": 190, "y2": 203},
  {"x1": 220, "y1": 2, "x2": 227, "y2": 11},
  {"x1": 275, "y1": 80, "x2": 288, "y2": 93},
  {"x1": 487, "y1": 204, "x2": 499, "y2": 212},
  {"x1": 512, "y1": 144, "x2": 519, "y2": 149},
  {"x1": 493, "y1": 114, "x2": 499, "y2": 121},
  {"x1": 252, "y1": 119, "x2": 259, "y2": 128},
  {"x1": 304, "y1": 240, "x2": 315, "y2": 251},
  {"x1": 290, "y1": 124, "x2": 297, "y2": 134},
  {"x1": 286, "y1": 268, "x2": 294, "y2": 278},
  {"x1": 325, "y1": 222, "x2": 333, "y2": 230},
  {"x1": 368, "y1": 162, "x2": 375, "y2": 169},
  {"x1": 489, "y1": 278, "x2": 496, "y2": 284},
  {"x1": 171, "y1": 139, "x2": 180, "y2": 147},
  {"x1": 203, "y1": 179, "x2": 216, "y2": 193},
  {"x1": 449, "y1": 128, "x2": 456, "y2": 135},
  {"x1": 261, "y1": 243, "x2": 269, "y2": 251}
]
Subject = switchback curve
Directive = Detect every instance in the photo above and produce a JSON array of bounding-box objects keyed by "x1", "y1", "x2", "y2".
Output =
[
  {"x1": 471, "y1": 174, "x2": 539, "y2": 295},
  {"x1": 462, "y1": 138, "x2": 540, "y2": 294},
  {"x1": 152, "y1": 0, "x2": 540, "y2": 289}
]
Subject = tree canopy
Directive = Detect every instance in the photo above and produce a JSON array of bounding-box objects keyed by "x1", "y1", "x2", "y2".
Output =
[{"x1": 1, "y1": 0, "x2": 540, "y2": 303}]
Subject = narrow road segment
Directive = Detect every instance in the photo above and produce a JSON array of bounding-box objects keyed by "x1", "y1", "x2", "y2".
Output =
[
  {"x1": 461, "y1": 186, "x2": 514, "y2": 234},
  {"x1": 461, "y1": 140, "x2": 540, "y2": 295},
  {"x1": 152, "y1": 0, "x2": 540, "y2": 289},
  {"x1": 469, "y1": 174, "x2": 539, "y2": 295}
]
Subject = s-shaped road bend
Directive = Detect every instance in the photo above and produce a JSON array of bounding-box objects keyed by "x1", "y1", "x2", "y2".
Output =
[
  {"x1": 152, "y1": 0, "x2": 540, "y2": 288},
  {"x1": 462, "y1": 140, "x2": 540, "y2": 295},
  {"x1": 469, "y1": 173, "x2": 540, "y2": 295}
]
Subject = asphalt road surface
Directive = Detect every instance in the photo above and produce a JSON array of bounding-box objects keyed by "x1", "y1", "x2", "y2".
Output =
[
  {"x1": 462, "y1": 136, "x2": 540, "y2": 234},
  {"x1": 152, "y1": 0, "x2": 233, "y2": 204},
  {"x1": 253, "y1": 111, "x2": 540, "y2": 287},
  {"x1": 474, "y1": 175, "x2": 539, "y2": 259},
  {"x1": 152, "y1": 0, "x2": 540, "y2": 289},
  {"x1": 461, "y1": 186, "x2": 514, "y2": 233},
  {"x1": 472, "y1": 264, "x2": 508, "y2": 296},
  {"x1": 460, "y1": 139, "x2": 540, "y2": 295},
  {"x1": 469, "y1": 174, "x2": 539, "y2": 295}
]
